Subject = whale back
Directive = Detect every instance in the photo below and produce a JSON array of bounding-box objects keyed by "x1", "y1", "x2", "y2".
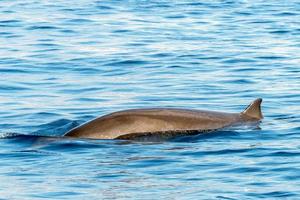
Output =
[
  {"x1": 65, "y1": 98, "x2": 263, "y2": 140},
  {"x1": 65, "y1": 108, "x2": 240, "y2": 139}
]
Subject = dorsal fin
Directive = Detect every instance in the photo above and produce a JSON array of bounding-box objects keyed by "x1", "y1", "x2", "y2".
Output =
[{"x1": 241, "y1": 98, "x2": 263, "y2": 120}]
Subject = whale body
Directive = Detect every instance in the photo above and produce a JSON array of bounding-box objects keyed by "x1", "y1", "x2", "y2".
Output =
[{"x1": 65, "y1": 98, "x2": 263, "y2": 140}]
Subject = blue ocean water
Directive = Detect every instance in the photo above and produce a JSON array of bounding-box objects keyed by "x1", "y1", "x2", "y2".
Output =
[{"x1": 0, "y1": 0, "x2": 300, "y2": 199}]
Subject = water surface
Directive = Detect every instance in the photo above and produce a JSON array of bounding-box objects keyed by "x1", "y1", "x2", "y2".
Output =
[{"x1": 0, "y1": 0, "x2": 300, "y2": 199}]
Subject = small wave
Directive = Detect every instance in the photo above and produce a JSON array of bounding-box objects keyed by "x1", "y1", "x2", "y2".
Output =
[
  {"x1": 0, "y1": 132, "x2": 56, "y2": 141},
  {"x1": 32, "y1": 119, "x2": 80, "y2": 137},
  {"x1": 0, "y1": 132, "x2": 22, "y2": 139},
  {"x1": 26, "y1": 25, "x2": 60, "y2": 30},
  {"x1": 65, "y1": 18, "x2": 94, "y2": 24},
  {"x1": 39, "y1": 139, "x2": 110, "y2": 152},
  {"x1": 255, "y1": 191, "x2": 298, "y2": 198},
  {"x1": 269, "y1": 151, "x2": 300, "y2": 157},
  {"x1": 0, "y1": 131, "x2": 115, "y2": 152},
  {"x1": 0, "y1": 20, "x2": 22, "y2": 27},
  {"x1": 104, "y1": 59, "x2": 149, "y2": 66}
]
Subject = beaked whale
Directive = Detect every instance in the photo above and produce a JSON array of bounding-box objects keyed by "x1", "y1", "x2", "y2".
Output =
[{"x1": 65, "y1": 98, "x2": 263, "y2": 140}]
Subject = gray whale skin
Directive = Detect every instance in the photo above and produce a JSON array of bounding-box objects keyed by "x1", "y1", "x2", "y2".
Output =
[{"x1": 65, "y1": 98, "x2": 263, "y2": 140}]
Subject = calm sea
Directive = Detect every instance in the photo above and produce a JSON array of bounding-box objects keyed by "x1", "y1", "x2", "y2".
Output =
[{"x1": 0, "y1": 0, "x2": 300, "y2": 199}]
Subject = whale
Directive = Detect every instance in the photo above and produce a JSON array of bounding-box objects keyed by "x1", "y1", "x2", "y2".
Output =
[{"x1": 64, "y1": 98, "x2": 263, "y2": 140}]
